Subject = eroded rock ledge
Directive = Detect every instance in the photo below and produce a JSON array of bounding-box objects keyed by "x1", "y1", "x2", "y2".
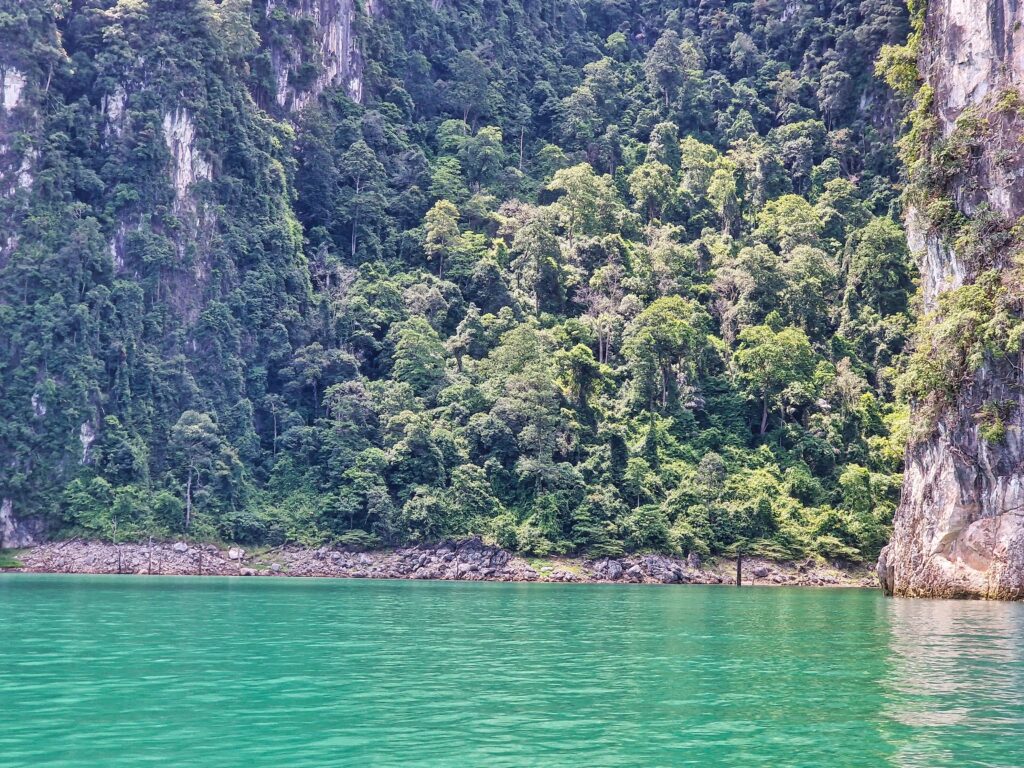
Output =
[{"x1": 8, "y1": 537, "x2": 876, "y2": 587}]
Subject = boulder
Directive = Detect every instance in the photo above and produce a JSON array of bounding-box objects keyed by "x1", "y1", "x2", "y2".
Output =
[
  {"x1": 172, "y1": 542, "x2": 189, "y2": 553},
  {"x1": 601, "y1": 559, "x2": 624, "y2": 580},
  {"x1": 659, "y1": 568, "x2": 682, "y2": 584},
  {"x1": 228, "y1": 547, "x2": 245, "y2": 561},
  {"x1": 752, "y1": 565, "x2": 771, "y2": 579}
]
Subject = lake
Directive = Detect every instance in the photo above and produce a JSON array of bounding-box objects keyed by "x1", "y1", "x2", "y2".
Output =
[{"x1": 0, "y1": 576, "x2": 1022, "y2": 767}]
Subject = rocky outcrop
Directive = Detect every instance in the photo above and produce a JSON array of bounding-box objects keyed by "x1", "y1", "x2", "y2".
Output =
[
  {"x1": 1, "y1": 64, "x2": 35, "y2": 254},
  {"x1": 0, "y1": 498, "x2": 44, "y2": 549},
  {"x1": 265, "y1": 0, "x2": 363, "y2": 112},
  {"x1": 881, "y1": 1, "x2": 1024, "y2": 599},
  {"x1": 162, "y1": 108, "x2": 213, "y2": 215},
  {"x1": 11, "y1": 537, "x2": 877, "y2": 587},
  {"x1": 1, "y1": 66, "x2": 25, "y2": 112}
]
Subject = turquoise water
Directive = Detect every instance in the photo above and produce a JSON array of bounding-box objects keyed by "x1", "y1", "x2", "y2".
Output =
[{"x1": 0, "y1": 576, "x2": 1022, "y2": 767}]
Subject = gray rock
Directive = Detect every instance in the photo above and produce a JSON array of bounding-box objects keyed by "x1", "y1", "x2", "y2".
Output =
[
  {"x1": 752, "y1": 565, "x2": 771, "y2": 579},
  {"x1": 172, "y1": 542, "x2": 189, "y2": 553},
  {"x1": 604, "y1": 559, "x2": 624, "y2": 580},
  {"x1": 0, "y1": 498, "x2": 45, "y2": 548},
  {"x1": 686, "y1": 552, "x2": 701, "y2": 569},
  {"x1": 659, "y1": 568, "x2": 682, "y2": 584}
]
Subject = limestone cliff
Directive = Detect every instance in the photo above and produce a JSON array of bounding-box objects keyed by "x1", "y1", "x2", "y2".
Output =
[
  {"x1": 263, "y1": 0, "x2": 364, "y2": 112},
  {"x1": 0, "y1": 64, "x2": 37, "y2": 261},
  {"x1": 880, "y1": 0, "x2": 1024, "y2": 599}
]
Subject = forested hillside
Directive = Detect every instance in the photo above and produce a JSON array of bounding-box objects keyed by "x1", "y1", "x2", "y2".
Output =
[{"x1": 0, "y1": 0, "x2": 915, "y2": 560}]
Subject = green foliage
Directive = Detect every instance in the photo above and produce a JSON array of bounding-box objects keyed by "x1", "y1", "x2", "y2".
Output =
[
  {"x1": 0, "y1": 551, "x2": 24, "y2": 569},
  {"x1": 0, "y1": 0, "x2": 915, "y2": 562},
  {"x1": 900, "y1": 272, "x2": 1024, "y2": 409},
  {"x1": 976, "y1": 401, "x2": 1015, "y2": 445}
]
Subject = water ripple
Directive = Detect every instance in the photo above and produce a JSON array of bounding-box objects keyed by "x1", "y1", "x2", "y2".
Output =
[{"x1": 0, "y1": 576, "x2": 1022, "y2": 767}]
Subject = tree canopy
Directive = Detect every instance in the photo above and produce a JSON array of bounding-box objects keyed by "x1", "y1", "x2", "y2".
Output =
[{"x1": 0, "y1": 0, "x2": 916, "y2": 560}]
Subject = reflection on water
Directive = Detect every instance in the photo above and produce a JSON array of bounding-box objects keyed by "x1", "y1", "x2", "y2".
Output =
[
  {"x1": 0, "y1": 576, "x2": 1023, "y2": 767},
  {"x1": 883, "y1": 598, "x2": 1024, "y2": 767}
]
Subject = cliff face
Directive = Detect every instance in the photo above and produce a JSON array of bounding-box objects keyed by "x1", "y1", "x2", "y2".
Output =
[
  {"x1": 0, "y1": 63, "x2": 37, "y2": 261},
  {"x1": 880, "y1": 0, "x2": 1024, "y2": 599},
  {"x1": 264, "y1": 0, "x2": 364, "y2": 112}
]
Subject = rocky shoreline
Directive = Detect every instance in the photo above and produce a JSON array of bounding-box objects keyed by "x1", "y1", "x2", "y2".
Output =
[{"x1": 4, "y1": 537, "x2": 878, "y2": 588}]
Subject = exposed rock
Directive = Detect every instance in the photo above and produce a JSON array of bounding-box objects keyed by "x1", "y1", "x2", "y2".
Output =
[
  {"x1": 101, "y1": 86, "x2": 127, "y2": 138},
  {"x1": 593, "y1": 558, "x2": 624, "y2": 580},
  {"x1": 79, "y1": 422, "x2": 96, "y2": 465},
  {"x1": 162, "y1": 108, "x2": 212, "y2": 215},
  {"x1": 752, "y1": 565, "x2": 771, "y2": 579},
  {"x1": 0, "y1": 498, "x2": 45, "y2": 549},
  {"x1": 1, "y1": 67, "x2": 26, "y2": 112},
  {"x1": 1, "y1": 67, "x2": 35, "y2": 200},
  {"x1": 884, "y1": 0, "x2": 1024, "y2": 600},
  {"x1": 266, "y1": 0, "x2": 364, "y2": 112},
  {"x1": 12, "y1": 539, "x2": 875, "y2": 587}
]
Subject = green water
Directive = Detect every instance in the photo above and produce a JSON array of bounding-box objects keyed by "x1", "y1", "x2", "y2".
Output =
[{"x1": 1, "y1": 577, "x2": 1022, "y2": 767}]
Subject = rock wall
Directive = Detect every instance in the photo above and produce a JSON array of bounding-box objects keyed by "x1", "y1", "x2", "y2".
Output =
[
  {"x1": 0, "y1": 64, "x2": 35, "y2": 260},
  {"x1": 265, "y1": 0, "x2": 364, "y2": 112},
  {"x1": 162, "y1": 108, "x2": 212, "y2": 215},
  {"x1": 0, "y1": 498, "x2": 44, "y2": 549},
  {"x1": 880, "y1": 0, "x2": 1024, "y2": 599}
]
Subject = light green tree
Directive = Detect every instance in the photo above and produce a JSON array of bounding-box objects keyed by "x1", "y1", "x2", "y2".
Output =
[{"x1": 733, "y1": 325, "x2": 817, "y2": 434}]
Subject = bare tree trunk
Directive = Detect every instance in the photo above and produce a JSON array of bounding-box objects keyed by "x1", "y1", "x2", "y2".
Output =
[
  {"x1": 185, "y1": 470, "x2": 193, "y2": 530},
  {"x1": 760, "y1": 395, "x2": 769, "y2": 435}
]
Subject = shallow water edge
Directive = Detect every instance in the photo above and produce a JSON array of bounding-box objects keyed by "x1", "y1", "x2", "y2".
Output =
[{"x1": 5, "y1": 537, "x2": 877, "y2": 588}]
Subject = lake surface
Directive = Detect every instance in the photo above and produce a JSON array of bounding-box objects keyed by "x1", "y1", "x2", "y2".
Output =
[{"x1": 0, "y1": 577, "x2": 1022, "y2": 767}]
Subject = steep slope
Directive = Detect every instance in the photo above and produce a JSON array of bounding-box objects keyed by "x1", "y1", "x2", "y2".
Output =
[
  {"x1": 2, "y1": 0, "x2": 914, "y2": 562},
  {"x1": 879, "y1": 0, "x2": 1024, "y2": 598}
]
